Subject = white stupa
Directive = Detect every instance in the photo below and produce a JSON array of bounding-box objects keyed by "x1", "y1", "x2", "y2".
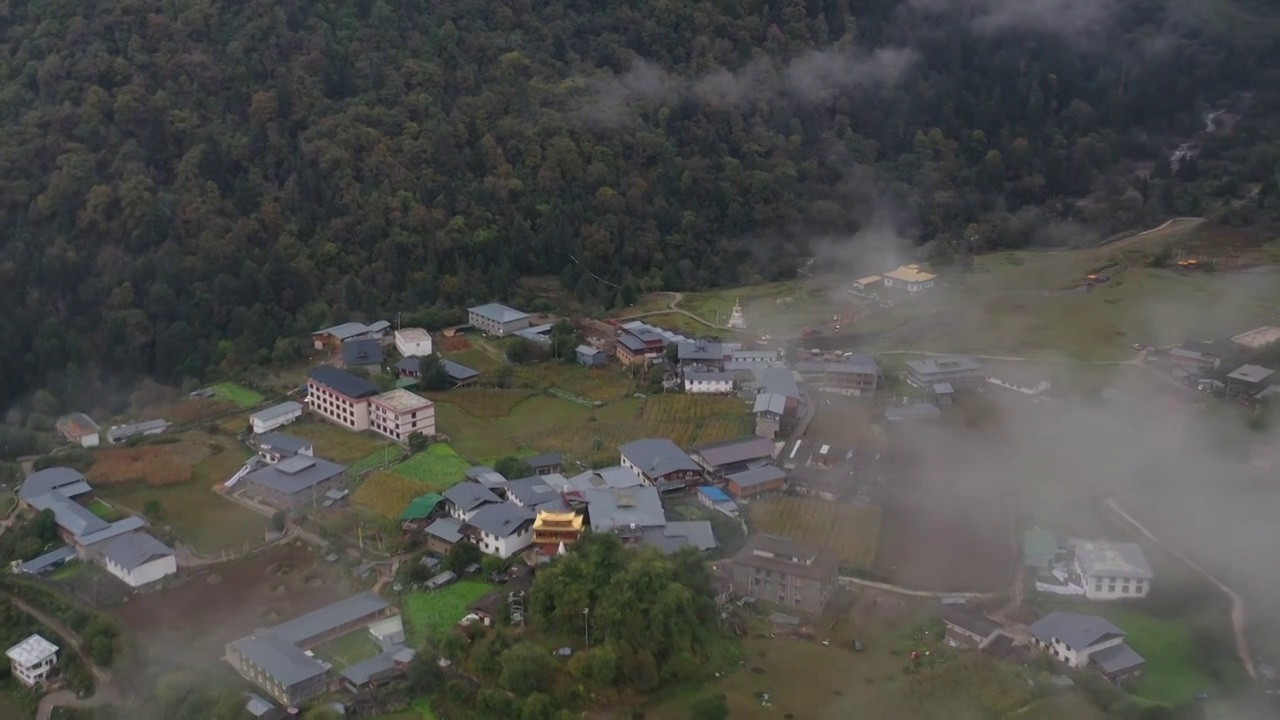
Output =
[{"x1": 728, "y1": 299, "x2": 747, "y2": 329}]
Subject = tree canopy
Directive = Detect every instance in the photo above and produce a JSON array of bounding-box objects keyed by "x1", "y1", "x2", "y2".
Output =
[{"x1": 0, "y1": 0, "x2": 1277, "y2": 411}]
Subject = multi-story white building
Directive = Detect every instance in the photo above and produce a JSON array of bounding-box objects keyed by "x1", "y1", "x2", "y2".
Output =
[
  {"x1": 464, "y1": 503, "x2": 535, "y2": 558},
  {"x1": 394, "y1": 328, "x2": 433, "y2": 357},
  {"x1": 1070, "y1": 540, "x2": 1153, "y2": 600},
  {"x1": 6, "y1": 635, "x2": 59, "y2": 687},
  {"x1": 305, "y1": 367, "x2": 381, "y2": 431},
  {"x1": 369, "y1": 389, "x2": 436, "y2": 442},
  {"x1": 250, "y1": 401, "x2": 304, "y2": 434},
  {"x1": 1029, "y1": 611, "x2": 1145, "y2": 682},
  {"x1": 684, "y1": 370, "x2": 734, "y2": 394}
]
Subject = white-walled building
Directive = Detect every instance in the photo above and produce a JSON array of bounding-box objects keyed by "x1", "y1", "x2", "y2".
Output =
[
  {"x1": 100, "y1": 532, "x2": 177, "y2": 587},
  {"x1": 250, "y1": 402, "x2": 304, "y2": 435},
  {"x1": 1029, "y1": 611, "x2": 1145, "y2": 682},
  {"x1": 394, "y1": 328, "x2": 434, "y2": 358},
  {"x1": 56, "y1": 414, "x2": 100, "y2": 448},
  {"x1": 1070, "y1": 540, "x2": 1153, "y2": 601},
  {"x1": 464, "y1": 503, "x2": 535, "y2": 559},
  {"x1": 684, "y1": 370, "x2": 734, "y2": 395},
  {"x1": 6, "y1": 635, "x2": 59, "y2": 687},
  {"x1": 881, "y1": 264, "x2": 937, "y2": 293},
  {"x1": 369, "y1": 389, "x2": 436, "y2": 442},
  {"x1": 306, "y1": 367, "x2": 381, "y2": 431}
]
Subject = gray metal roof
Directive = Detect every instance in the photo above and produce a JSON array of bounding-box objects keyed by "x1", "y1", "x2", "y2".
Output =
[
  {"x1": 251, "y1": 402, "x2": 304, "y2": 424},
  {"x1": 394, "y1": 356, "x2": 421, "y2": 373},
  {"x1": 504, "y1": 477, "x2": 561, "y2": 508},
  {"x1": 514, "y1": 327, "x2": 552, "y2": 345},
  {"x1": 677, "y1": 341, "x2": 726, "y2": 361},
  {"x1": 1070, "y1": 539, "x2": 1153, "y2": 580},
  {"x1": 575, "y1": 345, "x2": 602, "y2": 357},
  {"x1": 725, "y1": 465, "x2": 787, "y2": 488},
  {"x1": 244, "y1": 456, "x2": 345, "y2": 496},
  {"x1": 761, "y1": 367, "x2": 800, "y2": 398},
  {"x1": 15, "y1": 546, "x2": 76, "y2": 574},
  {"x1": 620, "y1": 320, "x2": 689, "y2": 345},
  {"x1": 340, "y1": 650, "x2": 402, "y2": 685},
  {"x1": 584, "y1": 486, "x2": 665, "y2": 532},
  {"x1": 342, "y1": 339, "x2": 384, "y2": 366},
  {"x1": 556, "y1": 467, "x2": 643, "y2": 492},
  {"x1": 753, "y1": 392, "x2": 788, "y2": 415},
  {"x1": 465, "y1": 502, "x2": 535, "y2": 538},
  {"x1": 255, "y1": 432, "x2": 312, "y2": 456},
  {"x1": 308, "y1": 366, "x2": 380, "y2": 398},
  {"x1": 616, "y1": 334, "x2": 650, "y2": 352},
  {"x1": 469, "y1": 303, "x2": 529, "y2": 324},
  {"x1": 1227, "y1": 364, "x2": 1274, "y2": 384},
  {"x1": 75, "y1": 517, "x2": 145, "y2": 546},
  {"x1": 443, "y1": 483, "x2": 502, "y2": 512},
  {"x1": 1170, "y1": 347, "x2": 1206, "y2": 360},
  {"x1": 441, "y1": 359, "x2": 479, "y2": 381},
  {"x1": 932, "y1": 382, "x2": 954, "y2": 394},
  {"x1": 424, "y1": 517, "x2": 464, "y2": 543},
  {"x1": 314, "y1": 322, "x2": 385, "y2": 340},
  {"x1": 245, "y1": 693, "x2": 277, "y2": 718},
  {"x1": 694, "y1": 436, "x2": 776, "y2": 469},
  {"x1": 941, "y1": 607, "x2": 1001, "y2": 638},
  {"x1": 101, "y1": 532, "x2": 174, "y2": 571},
  {"x1": 1028, "y1": 611, "x2": 1125, "y2": 650},
  {"x1": 524, "y1": 453, "x2": 562, "y2": 470},
  {"x1": 20, "y1": 468, "x2": 88, "y2": 501},
  {"x1": 905, "y1": 356, "x2": 985, "y2": 376},
  {"x1": 107, "y1": 419, "x2": 171, "y2": 443},
  {"x1": 619, "y1": 439, "x2": 700, "y2": 477},
  {"x1": 230, "y1": 632, "x2": 327, "y2": 687},
  {"x1": 270, "y1": 593, "x2": 391, "y2": 645},
  {"x1": 26, "y1": 492, "x2": 108, "y2": 537},
  {"x1": 795, "y1": 357, "x2": 879, "y2": 375},
  {"x1": 659, "y1": 521, "x2": 717, "y2": 551},
  {"x1": 1090, "y1": 642, "x2": 1145, "y2": 673},
  {"x1": 464, "y1": 466, "x2": 507, "y2": 486}
]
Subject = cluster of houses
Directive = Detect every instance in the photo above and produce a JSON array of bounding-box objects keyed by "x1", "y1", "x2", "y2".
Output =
[
  {"x1": 1155, "y1": 325, "x2": 1280, "y2": 404},
  {"x1": 1023, "y1": 530, "x2": 1154, "y2": 601},
  {"x1": 11, "y1": 468, "x2": 178, "y2": 588},
  {"x1": 55, "y1": 413, "x2": 172, "y2": 448}
]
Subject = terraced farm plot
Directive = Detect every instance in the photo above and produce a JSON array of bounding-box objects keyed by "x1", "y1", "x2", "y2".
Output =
[
  {"x1": 389, "y1": 444, "x2": 471, "y2": 491},
  {"x1": 354, "y1": 472, "x2": 428, "y2": 518},
  {"x1": 423, "y1": 389, "x2": 537, "y2": 418},
  {"x1": 289, "y1": 422, "x2": 394, "y2": 464},
  {"x1": 513, "y1": 363, "x2": 635, "y2": 403},
  {"x1": 748, "y1": 497, "x2": 881, "y2": 568}
]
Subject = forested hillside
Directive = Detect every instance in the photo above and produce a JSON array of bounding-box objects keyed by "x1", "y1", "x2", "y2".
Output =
[{"x1": 0, "y1": 0, "x2": 1278, "y2": 410}]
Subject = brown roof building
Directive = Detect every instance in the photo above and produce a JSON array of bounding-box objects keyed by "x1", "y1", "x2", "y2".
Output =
[{"x1": 726, "y1": 534, "x2": 838, "y2": 614}]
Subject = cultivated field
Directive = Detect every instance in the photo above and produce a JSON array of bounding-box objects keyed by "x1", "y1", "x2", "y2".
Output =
[
  {"x1": 423, "y1": 388, "x2": 537, "y2": 418},
  {"x1": 402, "y1": 581, "x2": 493, "y2": 644},
  {"x1": 289, "y1": 421, "x2": 394, "y2": 464},
  {"x1": 87, "y1": 445, "x2": 193, "y2": 486},
  {"x1": 209, "y1": 381, "x2": 265, "y2": 408},
  {"x1": 513, "y1": 362, "x2": 635, "y2": 403},
  {"x1": 354, "y1": 472, "x2": 429, "y2": 519},
  {"x1": 748, "y1": 497, "x2": 881, "y2": 568},
  {"x1": 440, "y1": 343, "x2": 503, "y2": 374},
  {"x1": 389, "y1": 444, "x2": 470, "y2": 490},
  {"x1": 637, "y1": 311, "x2": 729, "y2": 339}
]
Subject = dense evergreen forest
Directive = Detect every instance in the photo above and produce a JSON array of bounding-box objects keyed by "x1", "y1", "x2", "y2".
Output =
[{"x1": 0, "y1": 0, "x2": 1278, "y2": 413}]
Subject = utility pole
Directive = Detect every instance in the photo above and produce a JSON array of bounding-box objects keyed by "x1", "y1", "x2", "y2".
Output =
[{"x1": 583, "y1": 607, "x2": 591, "y2": 650}]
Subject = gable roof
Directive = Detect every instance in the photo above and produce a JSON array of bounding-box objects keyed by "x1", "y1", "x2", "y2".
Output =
[
  {"x1": 905, "y1": 357, "x2": 985, "y2": 376},
  {"x1": 677, "y1": 341, "x2": 727, "y2": 362},
  {"x1": 243, "y1": 456, "x2": 346, "y2": 496},
  {"x1": 101, "y1": 532, "x2": 174, "y2": 571},
  {"x1": 1028, "y1": 611, "x2": 1125, "y2": 650},
  {"x1": 731, "y1": 534, "x2": 837, "y2": 581},
  {"x1": 26, "y1": 491, "x2": 108, "y2": 537},
  {"x1": 441, "y1": 360, "x2": 479, "y2": 382},
  {"x1": 1070, "y1": 539, "x2": 1153, "y2": 579},
  {"x1": 504, "y1": 476, "x2": 563, "y2": 508},
  {"x1": 423, "y1": 517, "x2": 464, "y2": 543},
  {"x1": 75, "y1": 516, "x2": 146, "y2": 546},
  {"x1": 465, "y1": 502, "x2": 535, "y2": 538},
  {"x1": 619, "y1": 439, "x2": 700, "y2": 477},
  {"x1": 1090, "y1": 642, "x2": 1145, "y2": 673},
  {"x1": 399, "y1": 493, "x2": 445, "y2": 521},
  {"x1": 314, "y1": 322, "x2": 381, "y2": 341},
  {"x1": 464, "y1": 466, "x2": 507, "y2": 486},
  {"x1": 761, "y1": 367, "x2": 800, "y2": 398},
  {"x1": 443, "y1": 483, "x2": 502, "y2": 512},
  {"x1": 583, "y1": 486, "x2": 665, "y2": 532},
  {"x1": 524, "y1": 453, "x2": 562, "y2": 470},
  {"x1": 556, "y1": 467, "x2": 643, "y2": 492},
  {"x1": 795, "y1": 357, "x2": 879, "y2": 375},
  {"x1": 576, "y1": 345, "x2": 603, "y2": 357},
  {"x1": 616, "y1": 334, "x2": 650, "y2": 353},
  {"x1": 230, "y1": 632, "x2": 327, "y2": 687},
  {"x1": 20, "y1": 467, "x2": 88, "y2": 502},
  {"x1": 640, "y1": 521, "x2": 717, "y2": 553},
  {"x1": 255, "y1": 432, "x2": 311, "y2": 456},
  {"x1": 693, "y1": 436, "x2": 776, "y2": 469},
  {"x1": 941, "y1": 607, "x2": 1001, "y2": 638},
  {"x1": 308, "y1": 366, "x2": 380, "y2": 399},
  {"x1": 251, "y1": 402, "x2": 304, "y2": 425},
  {"x1": 342, "y1": 339, "x2": 384, "y2": 367},
  {"x1": 725, "y1": 465, "x2": 787, "y2": 489},
  {"x1": 1227, "y1": 364, "x2": 1274, "y2": 384},
  {"x1": 753, "y1": 392, "x2": 788, "y2": 415},
  {"x1": 469, "y1": 303, "x2": 529, "y2": 324},
  {"x1": 269, "y1": 593, "x2": 391, "y2": 645}
]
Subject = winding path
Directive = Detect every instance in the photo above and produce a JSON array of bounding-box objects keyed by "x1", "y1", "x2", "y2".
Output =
[
  {"x1": 1, "y1": 594, "x2": 123, "y2": 720},
  {"x1": 614, "y1": 292, "x2": 728, "y2": 330},
  {"x1": 1104, "y1": 499, "x2": 1256, "y2": 680},
  {"x1": 838, "y1": 575, "x2": 998, "y2": 599}
]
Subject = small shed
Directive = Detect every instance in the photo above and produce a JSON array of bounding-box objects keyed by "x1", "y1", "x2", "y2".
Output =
[
  {"x1": 425, "y1": 570, "x2": 458, "y2": 590},
  {"x1": 576, "y1": 345, "x2": 607, "y2": 366}
]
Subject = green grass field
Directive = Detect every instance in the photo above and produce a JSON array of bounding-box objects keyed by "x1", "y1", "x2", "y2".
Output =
[
  {"x1": 316, "y1": 628, "x2": 383, "y2": 667},
  {"x1": 289, "y1": 421, "x2": 395, "y2": 464},
  {"x1": 85, "y1": 499, "x2": 121, "y2": 520},
  {"x1": 47, "y1": 561, "x2": 84, "y2": 581},
  {"x1": 640, "y1": 312, "x2": 730, "y2": 339},
  {"x1": 390, "y1": 444, "x2": 471, "y2": 491},
  {"x1": 513, "y1": 362, "x2": 636, "y2": 403},
  {"x1": 441, "y1": 345, "x2": 503, "y2": 374},
  {"x1": 100, "y1": 482, "x2": 267, "y2": 555},
  {"x1": 209, "y1": 381, "x2": 265, "y2": 408},
  {"x1": 372, "y1": 698, "x2": 438, "y2": 720},
  {"x1": 1090, "y1": 607, "x2": 1215, "y2": 705},
  {"x1": 402, "y1": 581, "x2": 493, "y2": 644}
]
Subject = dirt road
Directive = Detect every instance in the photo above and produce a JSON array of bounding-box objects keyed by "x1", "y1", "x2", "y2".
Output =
[
  {"x1": 838, "y1": 575, "x2": 999, "y2": 599},
  {"x1": 1105, "y1": 498, "x2": 1257, "y2": 680},
  {"x1": 614, "y1": 292, "x2": 728, "y2": 330}
]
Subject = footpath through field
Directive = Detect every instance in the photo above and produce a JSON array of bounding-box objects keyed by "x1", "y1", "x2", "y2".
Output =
[
  {"x1": 837, "y1": 575, "x2": 999, "y2": 599},
  {"x1": 1104, "y1": 498, "x2": 1257, "y2": 680},
  {"x1": 614, "y1": 292, "x2": 728, "y2": 329}
]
